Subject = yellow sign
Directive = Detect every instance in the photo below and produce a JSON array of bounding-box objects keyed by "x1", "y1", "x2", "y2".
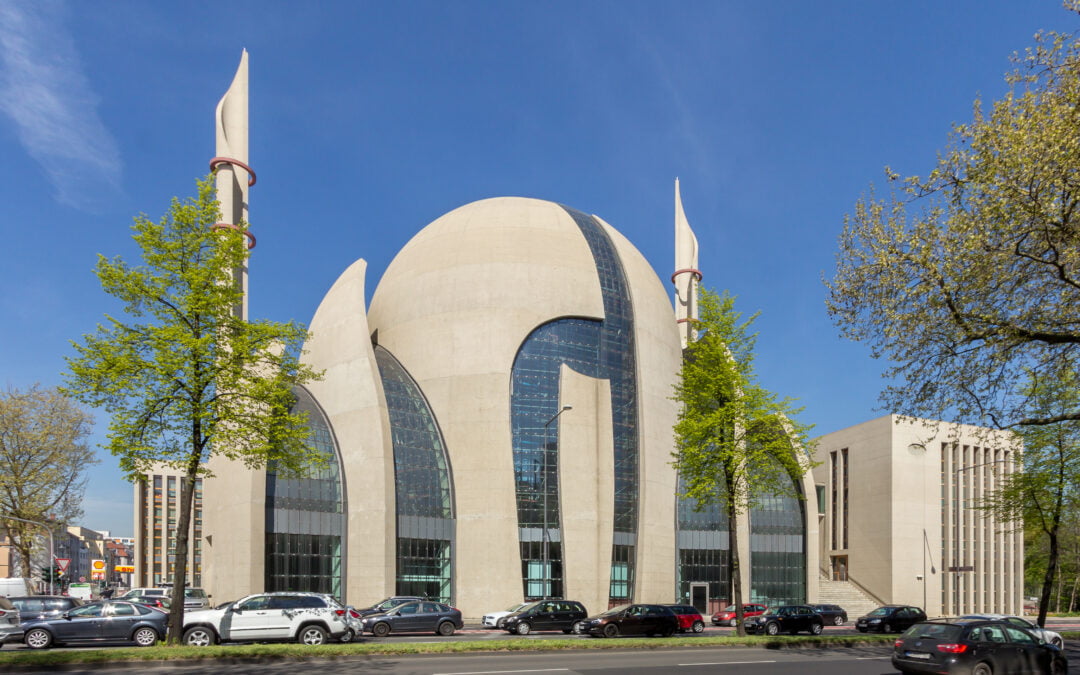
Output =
[
  {"x1": 91, "y1": 559, "x2": 106, "y2": 580},
  {"x1": 114, "y1": 565, "x2": 135, "y2": 573}
]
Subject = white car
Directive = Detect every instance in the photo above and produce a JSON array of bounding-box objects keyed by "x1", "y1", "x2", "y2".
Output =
[
  {"x1": 181, "y1": 592, "x2": 350, "y2": 646},
  {"x1": 960, "y1": 614, "x2": 1064, "y2": 648},
  {"x1": 482, "y1": 602, "x2": 530, "y2": 629}
]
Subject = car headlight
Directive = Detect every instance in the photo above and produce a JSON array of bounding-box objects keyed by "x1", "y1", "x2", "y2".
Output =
[{"x1": 868, "y1": 619, "x2": 881, "y2": 624}]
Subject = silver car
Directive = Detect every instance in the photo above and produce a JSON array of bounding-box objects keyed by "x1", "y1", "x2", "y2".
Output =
[
  {"x1": 482, "y1": 602, "x2": 529, "y2": 629},
  {"x1": 960, "y1": 614, "x2": 1064, "y2": 648}
]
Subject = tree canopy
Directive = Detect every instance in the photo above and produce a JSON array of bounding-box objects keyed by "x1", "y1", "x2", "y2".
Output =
[
  {"x1": 672, "y1": 288, "x2": 813, "y2": 634},
  {"x1": 0, "y1": 384, "x2": 95, "y2": 576},
  {"x1": 63, "y1": 176, "x2": 321, "y2": 641},
  {"x1": 827, "y1": 24, "x2": 1080, "y2": 429}
]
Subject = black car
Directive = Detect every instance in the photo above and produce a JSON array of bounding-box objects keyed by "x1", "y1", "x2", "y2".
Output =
[
  {"x1": 502, "y1": 599, "x2": 588, "y2": 635},
  {"x1": 8, "y1": 596, "x2": 83, "y2": 622},
  {"x1": 21, "y1": 600, "x2": 167, "y2": 649},
  {"x1": 583, "y1": 604, "x2": 679, "y2": 638},
  {"x1": 356, "y1": 595, "x2": 425, "y2": 617},
  {"x1": 892, "y1": 618, "x2": 1067, "y2": 675},
  {"x1": 743, "y1": 605, "x2": 824, "y2": 635},
  {"x1": 808, "y1": 603, "x2": 847, "y2": 626},
  {"x1": 359, "y1": 600, "x2": 463, "y2": 636},
  {"x1": 856, "y1": 605, "x2": 927, "y2": 633}
]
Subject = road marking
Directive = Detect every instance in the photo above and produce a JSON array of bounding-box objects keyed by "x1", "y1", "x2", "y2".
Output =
[
  {"x1": 679, "y1": 661, "x2": 778, "y2": 666},
  {"x1": 434, "y1": 669, "x2": 570, "y2": 675}
]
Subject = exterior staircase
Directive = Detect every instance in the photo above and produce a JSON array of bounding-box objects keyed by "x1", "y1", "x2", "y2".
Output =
[{"x1": 816, "y1": 576, "x2": 882, "y2": 620}]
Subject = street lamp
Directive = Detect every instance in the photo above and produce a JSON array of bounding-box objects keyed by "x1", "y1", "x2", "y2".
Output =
[
  {"x1": 952, "y1": 458, "x2": 1012, "y2": 613},
  {"x1": 541, "y1": 405, "x2": 572, "y2": 599},
  {"x1": 1, "y1": 514, "x2": 55, "y2": 595}
]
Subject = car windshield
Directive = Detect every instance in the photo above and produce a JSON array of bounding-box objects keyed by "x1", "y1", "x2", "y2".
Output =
[
  {"x1": 600, "y1": 604, "x2": 631, "y2": 617},
  {"x1": 867, "y1": 607, "x2": 891, "y2": 616},
  {"x1": 506, "y1": 603, "x2": 526, "y2": 612},
  {"x1": 185, "y1": 589, "x2": 207, "y2": 598},
  {"x1": 516, "y1": 601, "x2": 542, "y2": 613},
  {"x1": 719, "y1": 605, "x2": 736, "y2": 612},
  {"x1": 902, "y1": 623, "x2": 962, "y2": 640}
]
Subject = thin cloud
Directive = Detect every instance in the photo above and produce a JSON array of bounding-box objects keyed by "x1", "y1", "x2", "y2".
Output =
[{"x1": 0, "y1": 0, "x2": 122, "y2": 212}]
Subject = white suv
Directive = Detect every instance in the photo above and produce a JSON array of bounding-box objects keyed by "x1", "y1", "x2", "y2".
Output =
[{"x1": 181, "y1": 592, "x2": 349, "y2": 646}]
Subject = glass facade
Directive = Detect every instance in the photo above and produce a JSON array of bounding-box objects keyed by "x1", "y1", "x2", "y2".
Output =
[
  {"x1": 374, "y1": 346, "x2": 455, "y2": 604},
  {"x1": 509, "y1": 206, "x2": 639, "y2": 604},
  {"x1": 265, "y1": 386, "x2": 344, "y2": 597},
  {"x1": 749, "y1": 473, "x2": 807, "y2": 606},
  {"x1": 675, "y1": 476, "x2": 731, "y2": 605}
]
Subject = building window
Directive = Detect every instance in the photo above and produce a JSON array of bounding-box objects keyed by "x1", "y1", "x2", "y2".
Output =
[
  {"x1": 375, "y1": 346, "x2": 455, "y2": 604},
  {"x1": 675, "y1": 474, "x2": 731, "y2": 607},
  {"x1": 749, "y1": 461, "x2": 807, "y2": 607},
  {"x1": 265, "y1": 386, "x2": 344, "y2": 598}
]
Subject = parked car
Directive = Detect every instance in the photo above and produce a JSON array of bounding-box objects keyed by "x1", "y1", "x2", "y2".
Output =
[
  {"x1": 892, "y1": 618, "x2": 1067, "y2": 675},
  {"x1": 359, "y1": 600, "x2": 463, "y2": 636},
  {"x1": 181, "y1": 592, "x2": 350, "y2": 646},
  {"x1": 482, "y1": 602, "x2": 530, "y2": 629},
  {"x1": 21, "y1": 600, "x2": 166, "y2": 649},
  {"x1": 121, "y1": 587, "x2": 167, "y2": 598},
  {"x1": 665, "y1": 604, "x2": 705, "y2": 633},
  {"x1": 340, "y1": 606, "x2": 363, "y2": 642},
  {"x1": 711, "y1": 603, "x2": 768, "y2": 627},
  {"x1": 501, "y1": 599, "x2": 588, "y2": 635},
  {"x1": 356, "y1": 595, "x2": 425, "y2": 617},
  {"x1": 125, "y1": 594, "x2": 171, "y2": 610},
  {"x1": 0, "y1": 596, "x2": 22, "y2": 647},
  {"x1": 808, "y1": 603, "x2": 848, "y2": 626},
  {"x1": 8, "y1": 596, "x2": 82, "y2": 621},
  {"x1": 744, "y1": 605, "x2": 825, "y2": 635},
  {"x1": 583, "y1": 604, "x2": 679, "y2": 638},
  {"x1": 855, "y1": 605, "x2": 927, "y2": 633},
  {"x1": 960, "y1": 614, "x2": 1064, "y2": 648}
]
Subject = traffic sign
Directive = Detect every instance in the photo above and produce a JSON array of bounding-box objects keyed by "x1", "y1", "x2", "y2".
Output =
[
  {"x1": 90, "y1": 559, "x2": 106, "y2": 580},
  {"x1": 55, "y1": 558, "x2": 71, "y2": 574}
]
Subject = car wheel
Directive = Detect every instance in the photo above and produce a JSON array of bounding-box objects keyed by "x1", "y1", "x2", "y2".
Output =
[
  {"x1": 972, "y1": 662, "x2": 993, "y2": 675},
  {"x1": 572, "y1": 620, "x2": 586, "y2": 635},
  {"x1": 810, "y1": 622, "x2": 823, "y2": 636},
  {"x1": 882, "y1": 622, "x2": 892, "y2": 633},
  {"x1": 183, "y1": 626, "x2": 216, "y2": 647},
  {"x1": 729, "y1": 618, "x2": 738, "y2": 627},
  {"x1": 437, "y1": 621, "x2": 455, "y2": 637},
  {"x1": 496, "y1": 618, "x2": 506, "y2": 629},
  {"x1": 339, "y1": 628, "x2": 355, "y2": 643},
  {"x1": 515, "y1": 621, "x2": 532, "y2": 636},
  {"x1": 24, "y1": 628, "x2": 53, "y2": 650},
  {"x1": 663, "y1": 625, "x2": 676, "y2": 637},
  {"x1": 765, "y1": 622, "x2": 779, "y2": 636},
  {"x1": 132, "y1": 627, "x2": 159, "y2": 647},
  {"x1": 603, "y1": 623, "x2": 619, "y2": 638},
  {"x1": 692, "y1": 620, "x2": 705, "y2": 633},
  {"x1": 372, "y1": 622, "x2": 391, "y2": 638},
  {"x1": 833, "y1": 615, "x2": 844, "y2": 626},
  {"x1": 1051, "y1": 660, "x2": 1067, "y2": 675},
  {"x1": 298, "y1": 625, "x2": 328, "y2": 645}
]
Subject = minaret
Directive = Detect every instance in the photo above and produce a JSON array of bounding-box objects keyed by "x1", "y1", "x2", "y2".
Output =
[
  {"x1": 210, "y1": 49, "x2": 255, "y2": 320},
  {"x1": 672, "y1": 178, "x2": 701, "y2": 348}
]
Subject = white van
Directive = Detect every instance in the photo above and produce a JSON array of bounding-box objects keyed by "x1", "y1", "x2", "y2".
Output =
[
  {"x1": 0, "y1": 578, "x2": 32, "y2": 598},
  {"x1": 67, "y1": 582, "x2": 93, "y2": 602}
]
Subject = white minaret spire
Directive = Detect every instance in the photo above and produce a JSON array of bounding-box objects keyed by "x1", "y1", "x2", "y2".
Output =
[
  {"x1": 211, "y1": 49, "x2": 255, "y2": 320},
  {"x1": 672, "y1": 178, "x2": 701, "y2": 348}
]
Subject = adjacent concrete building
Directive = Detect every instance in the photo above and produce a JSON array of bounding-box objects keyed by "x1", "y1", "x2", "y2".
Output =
[{"x1": 813, "y1": 415, "x2": 1023, "y2": 617}]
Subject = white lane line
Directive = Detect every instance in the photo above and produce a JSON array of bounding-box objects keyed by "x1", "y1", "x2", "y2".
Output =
[
  {"x1": 679, "y1": 661, "x2": 778, "y2": 666},
  {"x1": 434, "y1": 669, "x2": 571, "y2": 675}
]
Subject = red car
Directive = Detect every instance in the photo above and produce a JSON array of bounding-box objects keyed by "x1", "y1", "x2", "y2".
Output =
[
  {"x1": 665, "y1": 605, "x2": 705, "y2": 633},
  {"x1": 711, "y1": 603, "x2": 767, "y2": 627}
]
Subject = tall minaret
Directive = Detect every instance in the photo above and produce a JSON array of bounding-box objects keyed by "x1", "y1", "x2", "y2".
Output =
[
  {"x1": 210, "y1": 49, "x2": 255, "y2": 320},
  {"x1": 672, "y1": 178, "x2": 701, "y2": 348}
]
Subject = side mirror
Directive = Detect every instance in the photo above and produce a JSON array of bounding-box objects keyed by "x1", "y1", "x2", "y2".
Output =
[{"x1": 62, "y1": 612, "x2": 71, "y2": 621}]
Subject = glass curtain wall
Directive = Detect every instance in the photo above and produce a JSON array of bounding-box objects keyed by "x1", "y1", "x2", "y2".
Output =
[
  {"x1": 509, "y1": 205, "x2": 639, "y2": 606},
  {"x1": 748, "y1": 471, "x2": 807, "y2": 607},
  {"x1": 374, "y1": 346, "x2": 455, "y2": 603},
  {"x1": 265, "y1": 386, "x2": 345, "y2": 597},
  {"x1": 675, "y1": 475, "x2": 731, "y2": 607}
]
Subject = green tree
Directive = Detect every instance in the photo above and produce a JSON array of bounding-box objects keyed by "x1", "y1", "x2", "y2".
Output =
[
  {"x1": 63, "y1": 177, "x2": 322, "y2": 642},
  {"x1": 826, "y1": 21, "x2": 1080, "y2": 430},
  {"x1": 980, "y1": 363, "x2": 1080, "y2": 626},
  {"x1": 672, "y1": 289, "x2": 813, "y2": 636},
  {"x1": 0, "y1": 384, "x2": 95, "y2": 577}
]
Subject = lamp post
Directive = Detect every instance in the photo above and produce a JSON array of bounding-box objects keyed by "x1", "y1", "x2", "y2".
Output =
[
  {"x1": 2, "y1": 514, "x2": 55, "y2": 595},
  {"x1": 952, "y1": 458, "x2": 1011, "y2": 614},
  {"x1": 541, "y1": 405, "x2": 572, "y2": 599}
]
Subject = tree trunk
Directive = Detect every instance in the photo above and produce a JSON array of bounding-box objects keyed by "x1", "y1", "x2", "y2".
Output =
[
  {"x1": 165, "y1": 442, "x2": 201, "y2": 644},
  {"x1": 1039, "y1": 528, "x2": 1058, "y2": 626},
  {"x1": 728, "y1": 497, "x2": 744, "y2": 637}
]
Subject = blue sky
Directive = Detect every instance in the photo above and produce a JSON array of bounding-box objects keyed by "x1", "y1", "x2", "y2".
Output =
[{"x1": 0, "y1": 1, "x2": 1074, "y2": 537}]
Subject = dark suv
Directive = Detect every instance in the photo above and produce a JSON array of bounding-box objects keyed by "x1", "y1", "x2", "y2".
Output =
[
  {"x1": 502, "y1": 599, "x2": 588, "y2": 635},
  {"x1": 744, "y1": 605, "x2": 824, "y2": 635}
]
